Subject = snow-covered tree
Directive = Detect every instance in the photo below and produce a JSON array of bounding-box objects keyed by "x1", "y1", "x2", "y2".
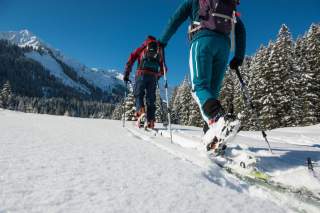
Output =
[
  {"x1": 303, "y1": 24, "x2": 320, "y2": 123},
  {"x1": 220, "y1": 69, "x2": 236, "y2": 113},
  {"x1": 172, "y1": 76, "x2": 193, "y2": 126},
  {"x1": 112, "y1": 102, "x2": 124, "y2": 120},
  {"x1": 123, "y1": 92, "x2": 136, "y2": 121},
  {"x1": 0, "y1": 81, "x2": 13, "y2": 109},
  {"x1": 259, "y1": 25, "x2": 297, "y2": 128},
  {"x1": 234, "y1": 47, "x2": 269, "y2": 130},
  {"x1": 169, "y1": 87, "x2": 179, "y2": 124},
  {"x1": 169, "y1": 76, "x2": 202, "y2": 126},
  {"x1": 293, "y1": 37, "x2": 307, "y2": 125},
  {"x1": 188, "y1": 97, "x2": 203, "y2": 127},
  {"x1": 155, "y1": 87, "x2": 167, "y2": 123}
]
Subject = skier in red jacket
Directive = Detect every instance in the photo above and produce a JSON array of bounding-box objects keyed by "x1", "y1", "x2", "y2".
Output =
[{"x1": 123, "y1": 36, "x2": 165, "y2": 129}]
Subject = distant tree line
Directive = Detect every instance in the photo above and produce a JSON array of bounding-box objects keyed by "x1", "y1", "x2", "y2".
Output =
[{"x1": 0, "y1": 80, "x2": 114, "y2": 118}]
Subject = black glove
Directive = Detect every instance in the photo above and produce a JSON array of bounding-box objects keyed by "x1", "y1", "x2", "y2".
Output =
[
  {"x1": 158, "y1": 41, "x2": 167, "y2": 49},
  {"x1": 229, "y1": 57, "x2": 243, "y2": 70},
  {"x1": 123, "y1": 75, "x2": 130, "y2": 83}
]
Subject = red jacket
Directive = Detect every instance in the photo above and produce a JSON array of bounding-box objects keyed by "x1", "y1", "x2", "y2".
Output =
[{"x1": 124, "y1": 37, "x2": 166, "y2": 78}]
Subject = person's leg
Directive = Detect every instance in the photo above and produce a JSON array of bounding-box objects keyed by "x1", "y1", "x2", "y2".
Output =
[
  {"x1": 145, "y1": 75, "x2": 157, "y2": 124},
  {"x1": 202, "y1": 35, "x2": 230, "y2": 122},
  {"x1": 210, "y1": 41, "x2": 230, "y2": 101},
  {"x1": 189, "y1": 36, "x2": 217, "y2": 124},
  {"x1": 134, "y1": 75, "x2": 146, "y2": 116}
]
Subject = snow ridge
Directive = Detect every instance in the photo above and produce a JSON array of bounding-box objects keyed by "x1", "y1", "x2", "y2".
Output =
[{"x1": 0, "y1": 29, "x2": 124, "y2": 93}]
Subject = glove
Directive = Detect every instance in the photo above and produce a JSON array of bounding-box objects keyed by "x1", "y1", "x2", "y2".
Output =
[
  {"x1": 229, "y1": 57, "x2": 243, "y2": 70},
  {"x1": 158, "y1": 41, "x2": 167, "y2": 49},
  {"x1": 123, "y1": 75, "x2": 130, "y2": 83}
]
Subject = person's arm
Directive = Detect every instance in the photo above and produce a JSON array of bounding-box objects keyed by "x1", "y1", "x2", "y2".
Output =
[
  {"x1": 159, "y1": 0, "x2": 193, "y2": 46},
  {"x1": 234, "y1": 17, "x2": 246, "y2": 62},
  {"x1": 124, "y1": 44, "x2": 146, "y2": 78}
]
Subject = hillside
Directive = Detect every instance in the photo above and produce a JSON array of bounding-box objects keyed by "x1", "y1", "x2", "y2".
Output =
[{"x1": 0, "y1": 30, "x2": 125, "y2": 102}]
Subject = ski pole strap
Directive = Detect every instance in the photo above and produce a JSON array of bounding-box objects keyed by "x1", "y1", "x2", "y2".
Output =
[{"x1": 188, "y1": 11, "x2": 236, "y2": 51}]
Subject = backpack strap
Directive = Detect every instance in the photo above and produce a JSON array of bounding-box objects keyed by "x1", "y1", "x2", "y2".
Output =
[{"x1": 188, "y1": 0, "x2": 238, "y2": 51}]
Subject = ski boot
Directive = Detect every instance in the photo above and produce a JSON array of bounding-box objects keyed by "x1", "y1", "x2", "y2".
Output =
[
  {"x1": 146, "y1": 120, "x2": 155, "y2": 130},
  {"x1": 201, "y1": 100, "x2": 240, "y2": 155},
  {"x1": 135, "y1": 107, "x2": 146, "y2": 128},
  {"x1": 204, "y1": 115, "x2": 241, "y2": 156}
]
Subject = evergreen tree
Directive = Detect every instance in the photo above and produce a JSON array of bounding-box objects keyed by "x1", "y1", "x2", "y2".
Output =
[
  {"x1": 253, "y1": 43, "x2": 280, "y2": 129},
  {"x1": 188, "y1": 97, "x2": 203, "y2": 127},
  {"x1": 169, "y1": 87, "x2": 179, "y2": 124},
  {"x1": 112, "y1": 102, "x2": 124, "y2": 120},
  {"x1": 304, "y1": 24, "x2": 320, "y2": 123},
  {"x1": 123, "y1": 92, "x2": 136, "y2": 121},
  {"x1": 259, "y1": 25, "x2": 296, "y2": 128},
  {"x1": 170, "y1": 76, "x2": 202, "y2": 127},
  {"x1": 236, "y1": 57, "x2": 254, "y2": 129},
  {"x1": 173, "y1": 76, "x2": 193, "y2": 126},
  {"x1": 220, "y1": 69, "x2": 235, "y2": 113},
  {"x1": 155, "y1": 87, "x2": 167, "y2": 123},
  {"x1": 0, "y1": 81, "x2": 13, "y2": 109},
  {"x1": 293, "y1": 37, "x2": 307, "y2": 125}
]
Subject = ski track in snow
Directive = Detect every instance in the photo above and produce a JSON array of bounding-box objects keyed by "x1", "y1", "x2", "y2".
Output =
[
  {"x1": 167, "y1": 125, "x2": 320, "y2": 195},
  {"x1": 126, "y1": 123, "x2": 320, "y2": 212},
  {"x1": 0, "y1": 110, "x2": 292, "y2": 213}
]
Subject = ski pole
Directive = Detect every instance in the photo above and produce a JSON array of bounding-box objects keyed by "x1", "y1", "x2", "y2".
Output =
[
  {"x1": 156, "y1": 81, "x2": 168, "y2": 128},
  {"x1": 122, "y1": 82, "x2": 128, "y2": 128},
  {"x1": 161, "y1": 48, "x2": 173, "y2": 143},
  {"x1": 234, "y1": 67, "x2": 273, "y2": 154}
]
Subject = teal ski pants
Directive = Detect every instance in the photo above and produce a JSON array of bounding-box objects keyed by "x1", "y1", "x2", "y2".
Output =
[{"x1": 189, "y1": 35, "x2": 230, "y2": 123}]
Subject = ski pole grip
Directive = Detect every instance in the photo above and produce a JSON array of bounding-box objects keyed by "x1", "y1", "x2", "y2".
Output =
[{"x1": 262, "y1": 131, "x2": 267, "y2": 138}]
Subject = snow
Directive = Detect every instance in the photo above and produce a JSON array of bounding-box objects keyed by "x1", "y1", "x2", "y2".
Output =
[
  {"x1": 25, "y1": 51, "x2": 89, "y2": 93},
  {"x1": 127, "y1": 123, "x2": 320, "y2": 212},
  {"x1": 0, "y1": 30, "x2": 124, "y2": 93},
  {"x1": 76, "y1": 67, "x2": 125, "y2": 92},
  {"x1": 156, "y1": 124, "x2": 320, "y2": 197},
  {"x1": 0, "y1": 110, "x2": 305, "y2": 213},
  {"x1": 0, "y1": 30, "x2": 42, "y2": 50}
]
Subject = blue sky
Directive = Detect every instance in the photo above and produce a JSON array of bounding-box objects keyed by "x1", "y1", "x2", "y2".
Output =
[{"x1": 0, "y1": 0, "x2": 319, "y2": 86}]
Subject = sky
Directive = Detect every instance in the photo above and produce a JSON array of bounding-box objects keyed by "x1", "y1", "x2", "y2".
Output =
[{"x1": 0, "y1": 0, "x2": 319, "y2": 86}]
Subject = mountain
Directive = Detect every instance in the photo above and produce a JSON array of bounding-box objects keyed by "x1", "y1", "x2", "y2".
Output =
[{"x1": 0, "y1": 29, "x2": 125, "y2": 102}]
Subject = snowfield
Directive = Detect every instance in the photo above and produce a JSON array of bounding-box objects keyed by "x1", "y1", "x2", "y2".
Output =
[{"x1": 0, "y1": 110, "x2": 319, "y2": 213}]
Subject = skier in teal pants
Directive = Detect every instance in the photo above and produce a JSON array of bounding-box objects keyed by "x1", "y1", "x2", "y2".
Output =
[{"x1": 159, "y1": 0, "x2": 246, "y2": 142}]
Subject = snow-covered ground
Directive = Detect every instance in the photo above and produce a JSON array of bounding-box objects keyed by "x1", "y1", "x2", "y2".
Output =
[{"x1": 0, "y1": 110, "x2": 319, "y2": 212}]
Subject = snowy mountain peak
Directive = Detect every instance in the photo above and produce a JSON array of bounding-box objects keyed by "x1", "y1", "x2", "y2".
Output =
[
  {"x1": 0, "y1": 29, "x2": 125, "y2": 97},
  {"x1": 0, "y1": 29, "x2": 43, "y2": 50}
]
